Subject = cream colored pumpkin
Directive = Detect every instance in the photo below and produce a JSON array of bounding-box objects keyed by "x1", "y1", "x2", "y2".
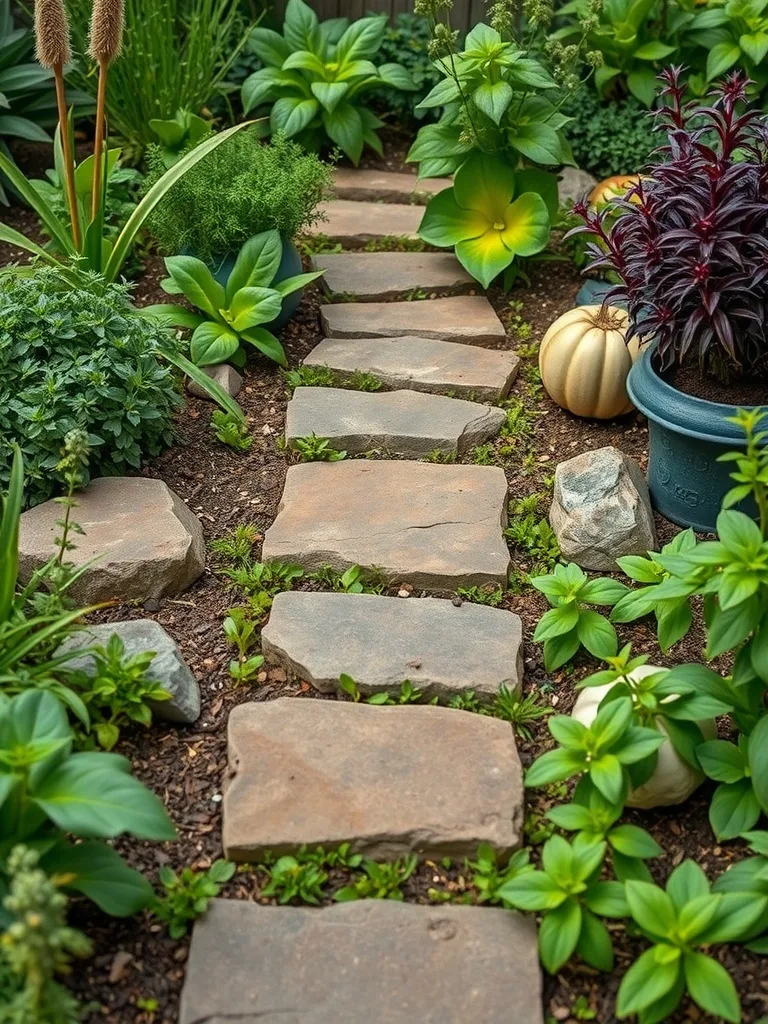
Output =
[
  {"x1": 571, "y1": 666, "x2": 716, "y2": 810},
  {"x1": 539, "y1": 305, "x2": 640, "y2": 420}
]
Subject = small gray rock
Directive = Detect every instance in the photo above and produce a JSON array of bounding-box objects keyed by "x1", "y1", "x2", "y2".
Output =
[
  {"x1": 550, "y1": 446, "x2": 657, "y2": 570},
  {"x1": 55, "y1": 619, "x2": 201, "y2": 724},
  {"x1": 187, "y1": 363, "x2": 243, "y2": 400},
  {"x1": 558, "y1": 167, "x2": 598, "y2": 207}
]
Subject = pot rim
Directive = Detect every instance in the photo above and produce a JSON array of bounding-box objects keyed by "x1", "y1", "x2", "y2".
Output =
[{"x1": 627, "y1": 341, "x2": 767, "y2": 446}]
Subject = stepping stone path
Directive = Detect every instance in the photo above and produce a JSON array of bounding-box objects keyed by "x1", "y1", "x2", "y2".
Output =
[
  {"x1": 285, "y1": 386, "x2": 506, "y2": 458},
  {"x1": 305, "y1": 335, "x2": 520, "y2": 401},
  {"x1": 182, "y1": 167, "x2": 543, "y2": 1019},
  {"x1": 262, "y1": 591, "x2": 524, "y2": 703},
  {"x1": 224, "y1": 698, "x2": 524, "y2": 860},
  {"x1": 312, "y1": 251, "x2": 474, "y2": 301},
  {"x1": 321, "y1": 294, "x2": 506, "y2": 345},
  {"x1": 18, "y1": 477, "x2": 204, "y2": 604},
  {"x1": 180, "y1": 900, "x2": 543, "y2": 1024},
  {"x1": 333, "y1": 166, "x2": 452, "y2": 203},
  {"x1": 262, "y1": 460, "x2": 511, "y2": 590}
]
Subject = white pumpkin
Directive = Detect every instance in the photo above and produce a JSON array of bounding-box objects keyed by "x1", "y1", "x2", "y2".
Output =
[
  {"x1": 539, "y1": 305, "x2": 641, "y2": 420},
  {"x1": 571, "y1": 665, "x2": 716, "y2": 809}
]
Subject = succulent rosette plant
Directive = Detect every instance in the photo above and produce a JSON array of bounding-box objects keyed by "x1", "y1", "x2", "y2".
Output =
[{"x1": 418, "y1": 153, "x2": 552, "y2": 288}]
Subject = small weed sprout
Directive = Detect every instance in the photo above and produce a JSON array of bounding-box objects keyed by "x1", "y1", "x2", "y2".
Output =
[
  {"x1": 292, "y1": 434, "x2": 347, "y2": 462},
  {"x1": 152, "y1": 860, "x2": 236, "y2": 938},
  {"x1": 211, "y1": 411, "x2": 252, "y2": 451}
]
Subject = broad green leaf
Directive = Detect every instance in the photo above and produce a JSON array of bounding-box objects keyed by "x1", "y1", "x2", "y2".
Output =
[
  {"x1": 576, "y1": 610, "x2": 618, "y2": 659},
  {"x1": 226, "y1": 230, "x2": 283, "y2": 300},
  {"x1": 508, "y1": 122, "x2": 568, "y2": 165},
  {"x1": 248, "y1": 27, "x2": 293, "y2": 67},
  {"x1": 473, "y1": 80, "x2": 513, "y2": 125},
  {"x1": 576, "y1": 909, "x2": 614, "y2": 971},
  {"x1": 139, "y1": 304, "x2": 205, "y2": 330},
  {"x1": 633, "y1": 41, "x2": 677, "y2": 58},
  {"x1": 335, "y1": 14, "x2": 386, "y2": 62},
  {"x1": 590, "y1": 754, "x2": 625, "y2": 805},
  {"x1": 683, "y1": 951, "x2": 740, "y2": 1023},
  {"x1": 583, "y1": 879, "x2": 629, "y2": 917},
  {"x1": 709, "y1": 779, "x2": 761, "y2": 841},
  {"x1": 496, "y1": 870, "x2": 567, "y2": 911},
  {"x1": 740, "y1": 30, "x2": 768, "y2": 63},
  {"x1": 190, "y1": 322, "x2": 240, "y2": 366},
  {"x1": 283, "y1": 50, "x2": 326, "y2": 75},
  {"x1": 526, "y1": 747, "x2": 585, "y2": 787},
  {"x1": 625, "y1": 880, "x2": 676, "y2": 937},
  {"x1": 706, "y1": 41, "x2": 742, "y2": 79},
  {"x1": 676, "y1": 893, "x2": 722, "y2": 943},
  {"x1": 514, "y1": 168, "x2": 559, "y2": 219},
  {"x1": 749, "y1": 714, "x2": 768, "y2": 814},
  {"x1": 706, "y1": 595, "x2": 762, "y2": 658},
  {"x1": 500, "y1": 192, "x2": 550, "y2": 257},
  {"x1": 455, "y1": 228, "x2": 515, "y2": 289},
  {"x1": 311, "y1": 81, "x2": 349, "y2": 113},
  {"x1": 41, "y1": 840, "x2": 153, "y2": 916},
  {"x1": 241, "y1": 68, "x2": 283, "y2": 113},
  {"x1": 549, "y1": 715, "x2": 588, "y2": 750},
  {"x1": 240, "y1": 327, "x2": 288, "y2": 366},
  {"x1": 592, "y1": 697, "x2": 633, "y2": 752},
  {"x1": 539, "y1": 898, "x2": 582, "y2": 974},
  {"x1": 229, "y1": 287, "x2": 283, "y2": 331},
  {"x1": 164, "y1": 256, "x2": 225, "y2": 317},
  {"x1": 698, "y1": 740, "x2": 747, "y2": 783},
  {"x1": 418, "y1": 187, "x2": 487, "y2": 247},
  {"x1": 627, "y1": 67, "x2": 658, "y2": 107},
  {"x1": 543, "y1": 628, "x2": 581, "y2": 671},
  {"x1": 454, "y1": 152, "x2": 515, "y2": 224},
  {"x1": 271, "y1": 96, "x2": 319, "y2": 137},
  {"x1": 617, "y1": 944, "x2": 681, "y2": 1015},
  {"x1": 376, "y1": 62, "x2": 415, "y2": 91},
  {"x1": 322, "y1": 102, "x2": 364, "y2": 164},
  {"x1": 283, "y1": 0, "x2": 319, "y2": 52},
  {"x1": 609, "y1": 824, "x2": 662, "y2": 859},
  {"x1": 699, "y1": 891, "x2": 768, "y2": 943},
  {"x1": 273, "y1": 270, "x2": 324, "y2": 296}
]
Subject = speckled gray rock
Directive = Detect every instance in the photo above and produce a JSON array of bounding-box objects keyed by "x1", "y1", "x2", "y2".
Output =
[
  {"x1": 320, "y1": 295, "x2": 506, "y2": 346},
  {"x1": 187, "y1": 363, "x2": 242, "y2": 400},
  {"x1": 55, "y1": 619, "x2": 200, "y2": 724},
  {"x1": 311, "y1": 252, "x2": 474, "y2": 301},
  {"x1": 308, "y1": 199, "x2": 422, "y2": 246},
  {"x1": 550, "y1": 446, "x2": 657, "y2": 570},
  {"x1": 18, "y1": 478, "x2": 205, "y2": 603},
  {"x1": 262, "y1": 460, "x2": 511, "y2": 591},
  {"x1": 304, "y1": 336, "x2": 519, "y2": 401},
  {"x1": 558, "y1": 167, "x2": 598, "y2": 206},
  {"x1": 179, "y1": 900, "x2": 543, "y2": 1024},
  {"x1": 262, "y1": 591, "x2": 524, "y2": 703},
  {"x1": 285, "y1": 387, "x2": 506, "y2": 458},
  {"x1": 224, "y1": 698, "x2": 524, "y2": 860},
  {"x1": 333, "y1": 166, "x2": 452, "y2": 203}
]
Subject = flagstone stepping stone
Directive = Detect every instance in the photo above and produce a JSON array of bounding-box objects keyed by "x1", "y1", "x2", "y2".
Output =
[
  {"x1": 180, "y1": 900, "x2": 543, "y2": 1024},
  {"x1": 321, "y1": 295, "x2": 506, "y2": 346},
  {"x1": 304, "y1": 336, "x2": 520, "y2": 402},
  {"x1": 333, "y1": 166, "x2": 452, "y2": 203},
  {"x1": 311, "y1": 251, "x2": 474, "y2": 301},
  {"x1": 186, "y1": 362, "x2": 242, "y2": 400},
  {"x1": 309, "y1": 199, "x2": 422, "y2": 246},
  {"x1": 55, "y1": 619, "x2": 200, "y2": 724},
  {"x1": 18, "y1": 477, "x2": 205, "y2": 604},
  {"x1": 262, "y1": 460, "x2": 510, "y2": 591},
  {"x1": 224, "y1": 698, "x2": 524, "y2": 860},
  {"x1": 285, "y1": 387, "x2": 506, "y2": 458},
  {"x1": 262, "y1": 591, "x2": 524, "y2": 703}
]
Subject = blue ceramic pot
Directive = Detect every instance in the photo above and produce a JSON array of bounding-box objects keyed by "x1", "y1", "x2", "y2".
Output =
[
  {"x1": 184, "y1": 236, "x2": 304, "y2": 332},
  {"x1": 627, "y1": 342, "x2": 765, "y2": 533}
]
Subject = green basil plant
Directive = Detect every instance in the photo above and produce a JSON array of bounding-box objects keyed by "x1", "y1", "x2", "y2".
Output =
[
  {"x1": 241, "y1": 0, "x2": 416, "y2": 163},
  {"x1": 142, "y1": 230, "x2": 322, "y2": 368}
]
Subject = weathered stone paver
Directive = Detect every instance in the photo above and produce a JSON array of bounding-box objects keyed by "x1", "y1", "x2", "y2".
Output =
[
  {"x1": 311, "y1": 251, "x2": 474, "y2": 301},
  {"x1": 262, "y1": 591, "x2": 523, "y2": 703},
  {"x1": 308, "y1": 199, "x2": 422, "y2": 246},
  {"x1": 334, "y1": 166, "x2": 452, "y2": 203},
  {"x1": 224, "y1": 698, "x2": 524, "y2": 859},
  {"x1": 559, "y1": 167, "x2": 598, "y2": 206},
  {"x1": 321, "y1": 295, "x2": 506, "y2": 346},
  {"x1": 56, "y1": 619, "x2": 200, "y2": 724},
  {"x1": 180, "y1": 900, "x2": 542, "y2": 1024},
  {"x1": 304, "y1": 335, "x2": 520, "y2": 401},
  {"x1": 285, "y1": 386, "x2": 506, "y2": 458},
  {"x1": 262, "y1": 460, "x2": 511, "y2": 590},
  {"x1": 18, "y1": 478, "x2": 204, "y2": 603}
]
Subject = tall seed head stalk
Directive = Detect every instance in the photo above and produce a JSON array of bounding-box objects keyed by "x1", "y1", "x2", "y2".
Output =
[
  {"x1": 34, "y1": 0, "x2": 81, "y2": 249},
  {"x1": 88, "y1": 0, "x2": 125, "y2": 222}
]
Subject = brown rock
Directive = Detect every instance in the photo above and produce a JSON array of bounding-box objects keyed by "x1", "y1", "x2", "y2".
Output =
[
  {"x1": 311, "y1": 252, "x2": 474, "y2": 301},
  {"x1": 223, "y1": 699, "x2": 524, "y2": 859},
  {"x1": 320, "y1": 295, "x2": 506, "y2": 346},
  {"x1": 18, "y1": 477, "x2": 205, "y2": 603}
]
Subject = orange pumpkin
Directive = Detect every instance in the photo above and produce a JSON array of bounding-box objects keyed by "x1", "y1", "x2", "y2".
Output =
[{"x1": 588, "y1": 174, "x2": 642, "y2": 208}]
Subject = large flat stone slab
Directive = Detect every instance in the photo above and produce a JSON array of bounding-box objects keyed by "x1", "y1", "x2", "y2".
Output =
[
  {"x1": 224, "y1": 698, "x2": 524, "y2": 859},
  {"x1": 262, "y1": 591, "x2": 523, "y2": 703},
  {"x1": 309, "y1": 200, "x2": 422, "y2": 246},
  {"x1": 334, "y1": 166, "x2": 452, "y2": 203},
  {"x1": 18, "y1": 478, "x2": 204, "y2": 603},
  {"x1": 180, "y1": 900, "x2": 543, "y2": 1024},
  {"x1": 304, "y1": 336, "x2": 520, "y2": 402},
  {"x1": 285, "y1": 387, "x2": 506, "y2": 458},
  {"x1": 262, "y1": 461, "x2": 511, "y2": 591},
  {"x1": 321, "y1": 295, "x2": 506, "y2": 346},
  {"x1": 311, "y1": 252, "x2": 474, "y2": 300}
]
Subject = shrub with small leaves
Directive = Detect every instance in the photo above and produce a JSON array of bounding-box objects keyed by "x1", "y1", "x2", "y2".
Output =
[
  {"x1": 335, "y1": 855, "x2": 418, "y2": 901},
  {"x1": 152, "y1": 860, "x2": 236, "y2": 938}
]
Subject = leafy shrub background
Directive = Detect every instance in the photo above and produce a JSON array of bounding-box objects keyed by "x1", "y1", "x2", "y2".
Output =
[
  {"x1": 368, "y1": 13, "x2": 441, "y2": 124},
  {"x1": 146, "y1": 130, "x2": 333, "y2": 263},
  {"x1": 0, "y1": 270, "x2": 181, "y2": 506},
  {"x1": 561, "y1": 89, "x2": 659, "y2": 179}
]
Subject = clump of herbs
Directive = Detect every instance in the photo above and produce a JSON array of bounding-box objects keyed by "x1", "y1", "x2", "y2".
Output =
[
  {"x1": 146, "y1": 130, "x2": 334, "y2": 263},
  {"x1": 560, "y1": 88, "x2": 658, "y2": 178}
]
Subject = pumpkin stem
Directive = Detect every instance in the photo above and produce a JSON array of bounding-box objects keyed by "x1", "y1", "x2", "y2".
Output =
[{"x1": 592, "y1": 304, "x2": 625, "y2": 332}]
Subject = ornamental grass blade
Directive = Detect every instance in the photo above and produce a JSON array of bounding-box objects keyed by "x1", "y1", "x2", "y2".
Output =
[{"x1": 0, "y1": 446, "x2": 22, "y2": 623}]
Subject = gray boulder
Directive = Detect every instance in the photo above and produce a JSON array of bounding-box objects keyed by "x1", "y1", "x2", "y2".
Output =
[{"x1": 550, "y1": 446, "x2": 657, "y2": 570}]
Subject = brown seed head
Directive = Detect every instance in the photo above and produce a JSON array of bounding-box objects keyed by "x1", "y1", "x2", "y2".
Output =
[
  {"x1": 34, "y1": 0, "x2": 72, "y2": 70},
  {"x1": 88, "y1": 0, "x2": 124, "y2": 63}
]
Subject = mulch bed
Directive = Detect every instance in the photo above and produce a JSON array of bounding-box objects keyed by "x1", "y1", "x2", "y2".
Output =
[{"x1": 1, "y1": 153, "x2": 766, "y2": 1024}]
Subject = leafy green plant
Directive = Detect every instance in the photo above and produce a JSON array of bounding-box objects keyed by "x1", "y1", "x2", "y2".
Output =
[
  {"x1": 149, "y1": 107, "x2": 211, "y2": 168},
  {"x1": 467, "y1": 843, "x2": 534, "y2": 904},
  {"x1": 223, "y1": 607, "x2": 264, "y2": 684},
  {"x1": 77, "y1": 634, "x2": 170, "y2": 751},
  {"x1": 338, "y1": 674, "x2": 435, "y2": 706},
  {"x1": 688, "y1": 0, "x2": 768, "y2": 91},
  {"x1": 698, "y1": 719, "x2": 768, "y2": 839},
  {"x1": 506, "y1": 507, "x2": 560, "y2": 579},
  {"x1": 494, "y1": 686, "x2": 553, "y2": 740},
  {"x1": 0, "y1": 846, "x2": 90, "y2": 1024},
  {"x1": 368, "y1": 11, "x2": 440, "y2": 123},
  {"x1": 532, "y1": 562, "x2": 628, "y2": 670},
  {"x1": 499, "y1": 834, "x2": 628, "y2": 973},
  {"x1": 526, "y1": 696, "x2": 665, "y2": 805},
  {"x1": 241, "y1": 0, "x2": 416, "y2": 163},
  {"x1": 147, "y1": 129, "x2": 333, "y2": 264},
  {"x1": 335, "y1": 854, "x2": 418, "y2": 901},
  {"x1": 152, "y1": 860, "x2": 236, "y2": 938},
  {"x1": 220, "y1": 557, "x2": 304, "y2": 620},
  {"x1": 456, "y1": 583, "x2": 503, "y2": 606},
  {"x1": 309, "y1": 563, "x2": 383, "y2": 594},
  {"x1": 262, "y1": 854, "x2": 329, "y2": 904},
  {"x1": 143, "y1": 230, "x2": 322, "y2": 368},
  {"x1": 283, "y1": 364, "x2": 337, "y2": 391},
  {"x1": 292, "y1": 434, "x2": 347, "y2": 462},
  {"x1": 559, "y1": 89, "x2": 658, "y2": 178},
  {"x1": 617, "y1": 861, "x2": 766, "y2": 1023},
  {"x1": 712, "y1": 830, "x2": 768, "y2": 952},
  {"x1": 212, "y1": 411, "x2": 253, "y2": 450}
]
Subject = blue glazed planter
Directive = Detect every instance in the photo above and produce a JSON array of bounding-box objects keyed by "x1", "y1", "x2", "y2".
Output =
[{"x1": 627, "y1": 343, "x2": 766, "y2": 533}]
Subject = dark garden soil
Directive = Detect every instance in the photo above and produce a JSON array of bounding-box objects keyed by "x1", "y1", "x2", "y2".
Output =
[{"x1": 1, "y1": 179, "x2": 766, "y2": 1024}]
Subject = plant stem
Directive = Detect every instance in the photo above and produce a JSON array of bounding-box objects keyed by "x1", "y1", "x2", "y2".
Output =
[
  {"x1": 53, "y1": 65, "x2": 81, "y2": 251},
  {"x1": 91, "y1": 57, "x2": 108, "y2": 222}
]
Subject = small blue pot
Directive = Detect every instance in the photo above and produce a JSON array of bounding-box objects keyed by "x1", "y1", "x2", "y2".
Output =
[
  {"x1": 184, "y1": 236, "x2": 304, "y2": 332},
  {"x1": 627, "y1": 342, "x2": 766, "y2": 533}
]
